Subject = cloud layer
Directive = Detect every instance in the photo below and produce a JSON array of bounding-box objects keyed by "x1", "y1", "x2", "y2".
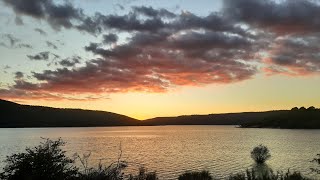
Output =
[{"x1": 1, "y1": 0, "x2": 320, "y2": 100}]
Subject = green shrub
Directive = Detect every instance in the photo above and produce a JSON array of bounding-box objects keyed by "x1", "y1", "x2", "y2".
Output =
[{"x1": 0, "y1": 138, "x2": 78, "y2": 180}]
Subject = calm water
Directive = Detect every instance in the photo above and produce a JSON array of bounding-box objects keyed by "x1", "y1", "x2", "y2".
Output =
[{"x1": 0, "y1": 126, "x2": 319, "y2": 179}]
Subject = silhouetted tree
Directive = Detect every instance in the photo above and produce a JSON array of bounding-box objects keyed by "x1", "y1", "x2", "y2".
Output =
[
  {"x1": 251, "y1": 145, "x2": 271, "y2": 164},
  {"x1": 291, "y1": 107, "x2": 299, "y2": 111},
  {"x1": 299, "y1": 107, "x2": 306, "y2": 110},
  {"x1": 0, "y1": 138, "x2": 78, "y2": 180},
  {"x1": 307, "y1": 106, "x2": 316, "y2": 110}
]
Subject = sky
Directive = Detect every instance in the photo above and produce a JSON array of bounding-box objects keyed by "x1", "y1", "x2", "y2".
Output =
[{"x1": 1, "y1": 0, "x2": 320, "y2": 120}]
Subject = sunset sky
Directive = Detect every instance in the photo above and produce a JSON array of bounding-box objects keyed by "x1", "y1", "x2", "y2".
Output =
[{"x1": 1, "y1": 0, "x2": 320, "y2": 119}]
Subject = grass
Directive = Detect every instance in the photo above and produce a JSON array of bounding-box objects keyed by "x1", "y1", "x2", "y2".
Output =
[
  {"x1": 178, "y1": 171, "x2": 213, "y2": 180},
  {"x1": 227, "y1": 169, "x2": 310, "y2": 180}
]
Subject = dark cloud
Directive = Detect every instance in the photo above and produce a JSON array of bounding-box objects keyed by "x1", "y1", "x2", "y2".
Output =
[
  {"x1": 59, "y1": 56, "x2": 81, "y2": 67},
  {"x1": 56, "y1": 39, "x2": 65, "y2": 45},
  {"x1": 264, "y1": 35, "x2": 320, "y2": 76},
  {"x1": 27, "y1": 51, "x2": 50, "y2": 61},
  {"x1": 0, "y1": 4, "x2": 263, "y2": 100},
  {"x1": 51, "y1": 53, "x2": 60, "y2": 60},
  {"x1": 14, "y1": 16, "x2": 23, "y2": 25},
  {"x1": 132, "y1": 6, "x2": 176, "y2": 18},
  {"x1": 103, "y1": 33, "x2": 118, "y2": 44},
  {"x1": 221, "y1": 0, "x2": 320, "y2": 76},
  {"x1": 16, "y1": 43, "x2": 32, "y2": 49},
  {"x1": 14, "y1": 71, "x2": 24, "y2": 79},
  {"x1": 223, "y1": 0, "x2": 320, "y2": 34},
  {"x1": 167, "y1": 31, "x2": 253, "y2": 50},
  {"x1": 115, "y1": 3, "x2": 125, "y2": 10},
  {"x1": 12, "y1": 80, "x2": 39, "y2": 90},
  {"x1": 4, "y1": 1, "x2": 320, "y2": 100},
  {"x1": 2, "y1": 34, "x2": 19, "y2": 47},
  {"x1": 0, "y1": 87, "x2": 108, "y2": 101},
  {"x1": 46, "y1": 41, "x2": 58, "y2": 49},
  {"x1": 13, "y1": 24, "x2": 257, "y2": 99},
  {"x1": 2, "y1": 0, "x2": 100, "y2": 34},
  {"x1": 93, "y1": 9, "x2": 253, "y2": 40},
  {"x1": 3, "y1": 0, "x2": 46, "y2": 18},
  {"x1": 0, "y1": 34, "x2": 32, "y2": 49},
  {"x1": 34, "y1": 28, "x2": 47, "y2": 36},
  {"x1": 98, "y1": 13, "x2": 166, "y2": 32},
  {"x1": 74, "y1": 15, "x2": 102, "y2": 34}
]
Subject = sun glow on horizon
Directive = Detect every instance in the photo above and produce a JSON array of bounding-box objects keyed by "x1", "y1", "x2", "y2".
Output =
[
  {"x1": 9, "y1": 74, "x2": 320, "y2": 120},
  {"x1": 1, "y1": 0, "x2": 320, "y2": 119}
]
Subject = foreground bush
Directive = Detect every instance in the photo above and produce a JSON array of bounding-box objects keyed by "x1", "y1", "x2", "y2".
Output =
[
  {"x1": 0, "y1": 138, "x2": 78, "y2": 180},
  {"x1": 128, "y1": 167, "x2": 158, "y2": 180},
  {"x1": 74, "y1": 151, "x2": 128, "y2": 180},
  {"x1": 311, "y1": 154, "x2": 320, "y2": 174},
  {"x1": 228, "y1": 169, "x2": 310, "y2": 180},
  {"x1": 77, "y1": 161, "x2": 127, "y2": 180},
  {"x1": 178, "y1": 170, "x2": 213, "y2": 180},
  {"x1": 0, "y1": 138, "x2": 158, "y2": 180}
]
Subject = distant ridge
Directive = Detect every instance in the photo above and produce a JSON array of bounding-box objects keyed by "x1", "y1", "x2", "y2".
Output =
[
  {"x1": 1, "y1": 99, "x2": 320, "y2": 128},
  {"x1": 143, "y1": 107, "x2": 320, "y2": 129},
  {"x1": 143, "y1": 111, "x2": 289, "y2": 126},
  {"x1": 0, "y1": 99, "x2": 139, "y2": 128}
]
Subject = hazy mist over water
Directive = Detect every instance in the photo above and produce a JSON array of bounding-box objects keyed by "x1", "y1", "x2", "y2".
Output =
[{"x1": 0, "y1": 126, "x2": 319, "y2": 179}]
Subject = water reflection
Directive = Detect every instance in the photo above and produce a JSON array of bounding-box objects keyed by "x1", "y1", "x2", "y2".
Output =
[{"x1": 0, "y1": 126, "x2": 319, "y2": 179}]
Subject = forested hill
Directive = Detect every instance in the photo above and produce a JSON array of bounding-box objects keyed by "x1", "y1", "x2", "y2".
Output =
[
  {"x1": 143, "y1": 107, "x2": 320, "y2": 129},
  {"x1": 0, "y1": 99, "x2": 139, "y2": 127},
  {"x1": 1, "y1": 99, "x2": 319, "y2": 128},
  {"x1": 142, "y1": 111, "x2": 288, "y2": 126},
  {"x1": 239, "y1": 107, "x2": 320, "y2": 129}
]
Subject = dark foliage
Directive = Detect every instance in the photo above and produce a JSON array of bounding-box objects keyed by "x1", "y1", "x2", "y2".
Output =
[
  {"x1": 77, "y1": 161, "x2": 128, "y2": 180},
  {"x1": 74, "y1": 145, "x2": 128, "y2": 180},
  {"x1": 178, "y1": 170, "x2": 213, "y2": 180},
  {"x1": 0, "y1": 138, "x2": 158, "y2": 180},
  {"x1": 128, "y1": 167, "x2": 158, "y2": 180},
  {"x1": 0, "y1": 138, "x2": 78, "y2": 180},
  {"x1": 251, "y1": 145, "x2": 271, "y2": 164},
  {"x1": 311, "y1": 154, "x2": 320, "y2": 174},
  {"x1": 228, "y1": 169, "x2": 310, "y2": 180},
  {"x1": 240, "y1": 107, "x2": 320, "y2": 129}
]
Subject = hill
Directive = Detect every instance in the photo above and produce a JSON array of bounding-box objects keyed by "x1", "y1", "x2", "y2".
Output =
[
  {"x1": 239, "y1": 107, "x2": 320, "y2": 129},
  {"x1": 143, "y1": 107, "x2": 320, "y2": 129},
  {"x1": 142, "y1": 111, "x2": 289, "y2": 126},
  {"x1": 0, "y1": 99, "x2": 140, "y2": 127},
  {"x1": 1, "y1": 100, "x2": 320, "y2": 128}
]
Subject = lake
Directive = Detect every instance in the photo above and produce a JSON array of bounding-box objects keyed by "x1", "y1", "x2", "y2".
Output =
[{"x1": 0, "y1": 126, "x2": 319, "y2": 179}]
